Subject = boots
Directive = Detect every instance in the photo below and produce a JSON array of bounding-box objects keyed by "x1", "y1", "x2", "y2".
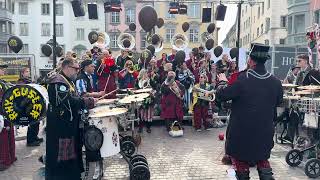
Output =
[
  {"x1": 236, "y1": 171, "x2": 250, "y2": 180},
  {"x1": 257, "y1": 168, "x2": 275, "y2": 180}
]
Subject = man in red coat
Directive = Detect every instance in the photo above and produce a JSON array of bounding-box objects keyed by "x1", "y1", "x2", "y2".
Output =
[
  {"x1": 0, "y1": 64, "x2": 16, "y2": 171},
  {"x1": 160, "y1": 71, "x2": 185, "y2": 131}
]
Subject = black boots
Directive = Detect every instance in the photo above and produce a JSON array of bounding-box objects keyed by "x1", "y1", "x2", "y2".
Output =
[
  {"x1": 236, "y1": 171, "x2": 250, "y2": 180},
  {"x1": 258, "y1": 168, "x2": 275, "y2": 180}
]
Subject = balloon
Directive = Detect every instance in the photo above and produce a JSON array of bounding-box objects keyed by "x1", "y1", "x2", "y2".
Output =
[
  {"x1": 146, "y1": 45, "x2": 155, "y2": 56},
  {"x1": 214, "y1": 46, "x2": 223, "y2": 57},
  {"x1": 219, "y1": 133, "x2": 224, "y2": 141},
  {"x1": 205, "y1": 39, "x2": 214, "y2": 50},
  {"x1": 156, "y1": 18, "x2": 164, "y2": 28},
  {"x1": 88, "y1": 31, "x2": 99, "y2": 44},
  {"x1": 55, "y1": 46, "x2": 64, "y2": 57},
  {"x1": 174, "y1": 50, "x2": 186, "y2": 66},
  {"x1": 207, "y1": 23, "x2": 216, "y2": 34},
  {"x1": 7, "y1": 36, "x2": 23, "y2": 53},
  {"x1": 140, "y1": 49, "x2": 152, "y2": 62},
  {"x1": 138, "y1": 6, "x2": 158, "y2": 32},
  {"x1": 41, "y1": 44, "x2": 52, "y2": 57},
  {"x1": 182, "y1": 22, "x2": 190, "y2": 32},
  {"x1": 229, "y1": 48, "x2": 239, "y2": 59},
  {"x1": 151, "y1": 34, "x2": 160, "y2": 45},
  {"x1": 129, "y1": 23, "x2": 136, "y2": 31},
  {"x1": 123, "y1": 39, "x2": 131, "y2": 48}
]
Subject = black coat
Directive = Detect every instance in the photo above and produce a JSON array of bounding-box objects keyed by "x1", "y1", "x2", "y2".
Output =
[{"x1": 216, "y1": 65, "x2": 283, "y2": 161}]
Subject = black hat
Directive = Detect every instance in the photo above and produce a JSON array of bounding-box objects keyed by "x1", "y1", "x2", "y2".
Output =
[
  {"x1": 0, "y1": 64, "x2": 8, "y2": 68},
  {"x1": 81, "y1": 60, "x2": 93, "y2": 69},
  {"x1": 249, "y1": 43, "x2": 271, "y2": 62}
]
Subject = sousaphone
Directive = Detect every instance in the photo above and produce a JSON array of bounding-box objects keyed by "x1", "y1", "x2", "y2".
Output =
[
  {"x1": 117, "y1": 33, "x2": 135, "y2": 50},
  {"x1": 171, "y1": 33, "x2": 189, "y2": 51}
]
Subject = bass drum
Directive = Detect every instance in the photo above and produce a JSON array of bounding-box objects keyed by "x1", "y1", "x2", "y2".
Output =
[{"x1": 1, "y1": 84, "x2": 49, "y2": 126}]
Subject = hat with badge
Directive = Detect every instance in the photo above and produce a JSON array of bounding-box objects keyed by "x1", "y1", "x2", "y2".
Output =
[{"x1": 249, "y1": 43, "x2": 271, "y2": 63}]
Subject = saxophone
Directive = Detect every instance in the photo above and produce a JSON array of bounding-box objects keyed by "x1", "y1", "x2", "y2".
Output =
[
  {"x1": 170, "y1": 82, "x2": 183, "y2": 100},
  {"x1": 193, "y1": 86, "x2": 216, "y2": 101}
]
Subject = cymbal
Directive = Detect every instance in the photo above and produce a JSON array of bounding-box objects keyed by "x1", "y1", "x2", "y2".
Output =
[
  {"x1": 89, "y1": 106, "x2": 127, "y2": 118},
  {"x1": 283, "y1": 95, "x2": 301, "y2": 100},
  {"x1": 282, "y1": 84, "x2": 298, "y2": 88},
  {"x1": 294, "y1": 90, "x2": 315, "y2": 95},
  {"x1": 297, "y1": 85, "x2": 320, "y2": 90},
  {"x1": 133, "y1": 88, "x2": 153, "y2": 93},
  {"x1": 119, "y1": 93, "x2": 150, "y2": 104},
  {"x1": 96, "y1": 99, "x2": 118, "y2": 106}
]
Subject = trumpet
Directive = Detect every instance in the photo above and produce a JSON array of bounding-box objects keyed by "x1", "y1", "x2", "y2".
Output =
[
  {"x1": 128, "y1": 66, "x2": 134, "y2": 73},
  {"x1": 193, "y1": 87, "x2": 216, "y2": 101},
  {"x1": 170, "y1": 82, "x2": 184, "y2": 100}
]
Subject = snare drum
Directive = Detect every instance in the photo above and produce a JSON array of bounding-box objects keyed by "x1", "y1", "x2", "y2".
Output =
[{"x1": 88, "y1": 106, "x2": 127, "y2": 157}]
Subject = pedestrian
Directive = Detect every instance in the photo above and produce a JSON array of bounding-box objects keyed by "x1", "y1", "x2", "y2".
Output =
[{"x1": 216, "y1": 43, "x2": 283, "y2": 179}]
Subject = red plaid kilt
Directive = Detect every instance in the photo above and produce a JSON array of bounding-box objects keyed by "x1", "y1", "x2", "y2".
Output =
[{"x1": 0, "y1": 124, "x2": 16, "y2": 170}]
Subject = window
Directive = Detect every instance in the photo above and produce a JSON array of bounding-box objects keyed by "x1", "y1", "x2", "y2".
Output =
[
  {"x1": 245, "y1": 5, "x2": 247, "y2": 13},
  {"x1": 19, "y1": 2, "x2": 28, "y2": 15},
  {"x1": 257, "y1": 27, "x2": 259, "y2": 37},
  {"x1": 315, "y1": 10, "x2": 320, "y2": 24},
  {"x1": 76, "y1": 28, "x2": 84, "y2": 40},
  {"x1": 279, "y1": 39, "x2": 285, "y2": 44},
  {"x1": 294, "y1": 14, "x2": 305, "y2": 33},
  {"x1": 267, "y1": 0, "x2": 270, "y2": 9},
  {"x1": 188, "y1": 3, "x2": 200, "y2": 18},
  {"x1": 111, "y1": 12, "x2": 120, "y2": 23},
  {"x1": 56, "y1": 4, "x2": 63, "y2": 16},
  {"x1": 265, "y1": 39, "x2": 269, "y2": 45},
  {"x1": 56, "y1": 24, "x2": 63, "y2": 37},
  {"x1": 41, "y1": 23, "x2": 50, "y2": 36},
  {"x1": 261, "y1": 24, "x2": 264, "y2": 34},
  {"x1": 21, "y1": 44, "x2": 28, "y2": 53},
  {"x1": 280, "y1": 16, "x2": 287, "y2": 28},
  {"x1": 0, "y1": 0, "x2": 5, "y2": 9},
  {"x1": 166, "y1": 28, "x2": 175, "y2": 42},
  {"x1": 110, "y1": 34, "x2": 119, "y2": 48},
  {"x1": 258, "y1": 6, "x2": 260, "y2": 19},
  {"x1": 19, "y1": 23, "x2": 28, "y2": 36},
  {"x1": 125, "y1": 8, "x2": 135, "y2": 23},
  {"x1": 166, "y1": 13, "x2": 175, "y2": 19},
  {"x1": 140, "y1": 32, "x2": 147, "y2": 49},
  {"x1": 288, "y1": 16, "x2": 292, "y2": 34},
  {"x1": 91, "y1": 28, "x2": 99, "y2": 32},
  {"x1": 41, "y1": 3, "x2": 50, "y2": 15},
  {"x1": 262, "y1": 3, "x2": 264, "y2": 15},
  {"x1": 265, "y1": 17, "x2": 270, "y2": 32},
  {"x1": 189, "y1": 28, "x2": 199, "y2": 43},
  {"x1": 1, "y1": 23, "x2": 5, "y2": 32}
]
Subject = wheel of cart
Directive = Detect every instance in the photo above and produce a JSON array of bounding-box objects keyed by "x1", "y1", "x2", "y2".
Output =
[
  {"x1": 121, "y1": 153, "x2": 150, "y2": 180},
  {"x1": 305, "y1": 158, "x2": 320, "y2": 178}
]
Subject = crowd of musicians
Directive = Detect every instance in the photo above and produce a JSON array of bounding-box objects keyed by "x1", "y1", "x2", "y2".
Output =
[{"x1": 3, "y1": 42, "x2": 309, "y2": 179}]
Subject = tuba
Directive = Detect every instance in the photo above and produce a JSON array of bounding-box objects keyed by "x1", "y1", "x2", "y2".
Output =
[
  {"x1": 193, "y1": 86, "x2": 216, "y2": 102},
  {"x1": 171, "y1": 33, "x2": 189, "y2": 51},
  {"x1": 147, "y1": 33, "x2": 164, "y2": 53},
  {"x1": 94, "y1": 32, "x2": 110, "y2": 49},
  {"x1": 117, "y1": 33, "x2": 135, "y2": 50}
]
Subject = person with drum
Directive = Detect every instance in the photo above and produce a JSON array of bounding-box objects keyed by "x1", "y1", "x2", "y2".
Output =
[
  {"x1": 160, "y1": 71, "x2": 185, "y2": 131},
  {"x1": 45, "y1": 58, "x2": 97, "y2": 180},
  {"x1": 17, "y1": 67, "x2": 44, "y2": 147},
  {"x1": 216, "y1": 44, "x2": 283, "y2": 180},
  {"x1": 295, "y1": 54, "x2": 313, "y2": 86},
  {"x1": 0, "y1": 64, "x2": 17, "y2": 171},
  {"x1": 76, "y1": 60, "x2": 105, "y2": 98}
]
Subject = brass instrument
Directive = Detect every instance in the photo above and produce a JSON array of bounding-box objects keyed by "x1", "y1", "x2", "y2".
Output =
[
  {"x1": 170, "y1": 82, "x2": 184, "y2": 100},
  {"x1": 193, "y1": 86, "x2": 216, "y2": 102},
  {"x1": 171, "y1": 33, "x2": 189, "y2": 51},
  {"x1": 117, "y1": 33, "x2": 135, "y2": 50}
]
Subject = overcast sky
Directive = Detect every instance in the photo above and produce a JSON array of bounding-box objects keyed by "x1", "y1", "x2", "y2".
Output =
[{"x1": 217, "y1": 4, "x2": 238, "y2": 46}]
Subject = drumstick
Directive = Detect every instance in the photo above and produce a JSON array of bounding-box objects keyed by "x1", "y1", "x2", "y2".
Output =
[
  {"x1": 98, "y1": 88, "x2": 119, "y2": 100},
  {"x1": 103, "y1": 75, "x2": 111, "y2": 92}
]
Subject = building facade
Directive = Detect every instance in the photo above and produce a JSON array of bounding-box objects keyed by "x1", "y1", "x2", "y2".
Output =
[
  {"x1": 0, "y1": 0, "x2": 14, "y2": 53},
  {"x1": 237, "y1": 0, "x2": 288, "y2": 49},
  {"x1": 221, "y1": 23, "x2": 236, "y2": 47},
  {"x1": 311, "y1": 0, "x2": 320, "y2": 24},
  {"x1": 287, "y1": 0, "x2": 310, "y2": 46},
  {"x1": 153, "y1": 1, "x2": 218, "y2": 56},
  {"x1": 12, "y1": 0, "x2": 106, "y2": 77}
]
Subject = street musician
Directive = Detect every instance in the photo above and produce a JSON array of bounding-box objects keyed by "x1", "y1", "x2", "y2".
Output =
[{"x1": 118, "y1": 60, "x2": 138, "y2": 89}]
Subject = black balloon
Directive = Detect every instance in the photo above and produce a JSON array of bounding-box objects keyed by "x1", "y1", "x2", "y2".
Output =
[
  {"x1": 213, "y1": 46, "x2": 223, "y2": 57},
  {"x1": 157, "y1": 18, "x2": 164, "y2": 28},
  {"x1": 55, "y1": 46, "x2": 64, "y2": 57},
  {"x1": 182, "y1": 22, "x2": 190, "y2": 32},
  {"x1": 88, "y1": 31, "x2": 99, "y2": 44},
  {"x1": 147, "y1": 45, "x2": 155, "y2": 56},
  {"x1": 151, "y1": 34, "x2": 160, "y2": 45},
  {"x1": 229, "y1": 48, "x2": 239, "y2": 59},
  {"x1": 174, "y1": 51, "x2": 186, "y2": 66},
  {"x1": 123, "y1": 39, "x2": 131, "y2": 48},
  {"x1": 205, "y1": 39, "x2": 215, "y2": 50},
  {"x1": 207, "y1": 23, "x2": 216, "y2": 34},
  {"x1": 41, "y1": 44, "x2": 52, "y2": 57},
  {"x1": 138, "y1": 6, "x2": 158, "y2": 32},
  {"x1": 140, "y1": 49, "x2": 152, "y2": 62},
  {"x1": 129, "y1": 23, "x2": 136, "y2": 31},
  {"x1": 7, "y1": 36, "x2": 23, "y2": 54}
]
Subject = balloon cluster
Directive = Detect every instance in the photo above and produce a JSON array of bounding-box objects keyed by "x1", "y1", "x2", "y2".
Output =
[{"x1": 41, "y1": 40, "x2": 64, "y2": 57}]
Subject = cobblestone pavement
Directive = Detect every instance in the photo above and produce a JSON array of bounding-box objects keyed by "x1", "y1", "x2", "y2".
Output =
[{"x1": 0, "y1": 125, "x2": 312, "y2": 180}]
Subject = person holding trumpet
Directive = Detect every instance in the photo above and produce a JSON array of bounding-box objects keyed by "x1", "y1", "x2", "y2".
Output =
[
  {"x1": 192, "y1": 74, "x2": 214, "y2": 131},
  {"x1": 118, "y1": 60, "x2": 139, "y2": 89}
]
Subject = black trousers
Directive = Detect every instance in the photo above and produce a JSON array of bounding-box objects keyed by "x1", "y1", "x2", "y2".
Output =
[{"x1": 27, "y1": 122, "x2": 40, "y2": 143}]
